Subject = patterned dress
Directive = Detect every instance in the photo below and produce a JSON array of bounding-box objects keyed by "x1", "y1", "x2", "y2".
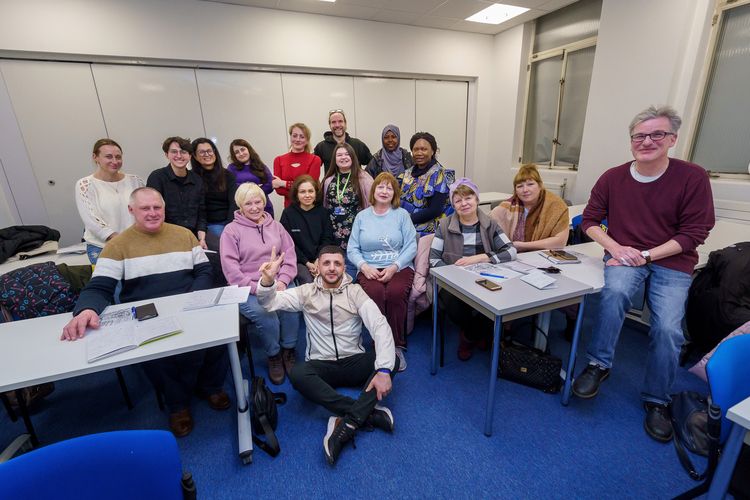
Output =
[
  {"x1": 325, "y1": 172, "x2": 361, "y2": 250},
  {"x1": 400, "y1": 163, "x2": 454, "y2": 236}
]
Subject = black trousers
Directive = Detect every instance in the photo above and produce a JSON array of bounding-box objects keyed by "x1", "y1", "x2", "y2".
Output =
[
  {"x1": 288, "y1": 351, "x2": 398, "y2": 427},
  {"x1": 438, "y1": 290, "x2": 494, "y2": 342},
  {"x1": 141, "y1": 345, "x2": 229, "y2": 413}
]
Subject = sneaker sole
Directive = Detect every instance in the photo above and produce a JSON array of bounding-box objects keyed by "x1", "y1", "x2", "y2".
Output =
[
  {"x1": 323, "y1": 417, "x2": 337, "y2": 465},
  {"x1": 374, "y1": 405, "x2": 394, "y2": 432},
  {"x1": 572, "y1": 370, "x2": 610, "y2": 399}
]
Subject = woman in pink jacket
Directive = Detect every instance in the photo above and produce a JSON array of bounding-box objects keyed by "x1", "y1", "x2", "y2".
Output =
[{"x1": 220, "y1": 182, "x2": 298, "y2": 385}]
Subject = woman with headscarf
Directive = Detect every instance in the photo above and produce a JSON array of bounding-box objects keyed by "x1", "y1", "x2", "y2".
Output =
[{"x1": 366, "y1": 124, "x2": 413, "y2": 180}]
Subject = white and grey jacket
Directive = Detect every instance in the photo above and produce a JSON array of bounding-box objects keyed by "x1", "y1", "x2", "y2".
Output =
[{"x1": 256, "y1": 274, "x2": 395, "y2": 371}]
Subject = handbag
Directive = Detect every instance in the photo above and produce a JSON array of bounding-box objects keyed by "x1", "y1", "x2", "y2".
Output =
[
  {"x1": 670, "y1": 391, "x2": 721, "y2": 481},
  {"x1": 498, "y1": 337, "x2": 562, "y2": 394},
  {"x1": 251, "y1": 376, "x2": 287, "y2": 457}
]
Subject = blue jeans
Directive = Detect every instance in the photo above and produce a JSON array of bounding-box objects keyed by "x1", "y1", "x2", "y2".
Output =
[
  {"x1": 586, "y1": 263, "x2": 692, "y2": 404},
  {"x1": 206, "y1": 223, "x2": 227, "y2": 237},
  {"x1": 239, "y1": 285, "x2": 300, "y2": 357}
]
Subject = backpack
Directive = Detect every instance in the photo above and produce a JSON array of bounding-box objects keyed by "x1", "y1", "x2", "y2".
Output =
[
  {"x1": 0, "y1": 261, "x2": 78, "y2": 319},
  {"x1": 251, "y1": 376, "x2": 287, "y2": 457},
  {"x1": 670, "y1": 391, "x2": 721, "y2": 481}
]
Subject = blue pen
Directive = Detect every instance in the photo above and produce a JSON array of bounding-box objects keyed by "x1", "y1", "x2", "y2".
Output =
[
  {"x1": 131, "y1": 307, "x2": 136, "y2": 319},
  {"x1": 480, "y1": 272, "x2": 506, "y2": 279}
]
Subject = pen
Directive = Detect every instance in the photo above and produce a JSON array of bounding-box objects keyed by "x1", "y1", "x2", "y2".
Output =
[
  {"x1": 480, "y1": 272, "x2": 506, "y2": 279},
  {"x1": 131, "y1": 307, "x2": 136, "y2": 319}
]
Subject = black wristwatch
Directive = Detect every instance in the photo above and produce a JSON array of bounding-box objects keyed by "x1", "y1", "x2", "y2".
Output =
[{"x1": 641, "y1": 250, "x2": 652, "y2": 264}]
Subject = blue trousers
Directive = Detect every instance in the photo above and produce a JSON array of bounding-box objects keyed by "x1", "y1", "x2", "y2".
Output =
[
  {"x1": 239, "y1": 286, "x2": 300, "y2": 357},
  {"x1": 586, "y1": 263, "x2": 692, "y2": 404}
]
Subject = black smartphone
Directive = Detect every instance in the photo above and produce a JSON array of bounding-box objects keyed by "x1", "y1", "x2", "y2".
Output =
[
  {"x1": 549, "y1": 250, "x2": 578, "y2": 261},
  {"x1": 134, "y1": 302, "x2": 158, "y2": 321},
  {"x1": 475, "y1": 278, "x2": 502, "y2": 291}
]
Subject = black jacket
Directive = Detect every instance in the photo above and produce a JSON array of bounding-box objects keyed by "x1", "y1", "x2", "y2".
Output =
[
  {"x1": 147, "y1": 165, "x2": 207, "y2": 235},
  {"x1": 314, "y1": 132, "x2": 372, "y2": 171},
  {"x1": 0, "y1": 225, "x2": 60, "y2": 264},
  {"x1": 279, "y1": 204, "x2": 335, "y2": 265}
]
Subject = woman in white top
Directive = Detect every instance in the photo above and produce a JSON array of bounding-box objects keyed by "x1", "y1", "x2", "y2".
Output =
[{"x1": 75, "y1": 138, "x2": 144, "y2": 263}]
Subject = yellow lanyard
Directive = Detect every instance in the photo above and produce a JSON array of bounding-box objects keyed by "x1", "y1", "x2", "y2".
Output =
[{"x1": 335, "y1": 172, "x2": 351, "y2": 204}]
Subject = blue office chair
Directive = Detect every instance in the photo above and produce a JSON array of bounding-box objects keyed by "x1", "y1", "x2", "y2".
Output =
[
  {"x1": 0, "y1": 430, "x2": 193, "y2": 500},
  {"x1": 676, "y1": 334, "x2": 750, "y2": 499}
]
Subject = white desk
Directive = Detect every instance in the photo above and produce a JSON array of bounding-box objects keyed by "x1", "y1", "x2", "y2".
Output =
[
  {"x1": 0, "y1": 292, "x2": 254, "y2": 464},
  {"x1": 478, "y1": 192, "x2": 512, "y2": 207},
  {"x1": 430, "y1": 264, "x2": 594, "y2": 436},
  {"x1": 0, "y1": 252, "x2": 90, "y2": 276},
  {"x1": 708, "y1": 396, "x2": 750, "y2": 499}
]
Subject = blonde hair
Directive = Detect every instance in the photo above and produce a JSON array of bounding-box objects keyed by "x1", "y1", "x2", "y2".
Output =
[
  {"x1": 513, "y1": 164, "x2": 544, "y2": 188},
  {"x1": 289, "y1": 123, "x2": 312, "y2": 153},
  {"x1": 234, "y1": 182, "x2": 267, "y2": 208}
]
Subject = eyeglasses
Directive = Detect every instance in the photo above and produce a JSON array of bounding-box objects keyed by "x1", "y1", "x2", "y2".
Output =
[
  {"x1": 196, "y1": 150, "x2": 215, "y2": 157},
  {"x1": 168, "y1": 149, "x2": 189, "y2": 156},
  {"x1": 329, "y1": 109, "x2": 344, "y2": 116},
  {"x1": 630, "y1": 131, "x2": 675, "y2": 143}
]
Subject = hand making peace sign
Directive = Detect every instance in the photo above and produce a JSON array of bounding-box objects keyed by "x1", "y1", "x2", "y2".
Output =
[{"x1": 259, "y1": 246, "x2": 286, "y2": 287}]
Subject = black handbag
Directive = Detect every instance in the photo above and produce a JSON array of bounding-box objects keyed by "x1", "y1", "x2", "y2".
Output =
[
  {"x1": 670, "y1": 391, "x2": 721, "y2": 481},
  {"x1": 251, "y1": 376, "x2": 287, "y2": 457},
  {"x1": 498, "y1": 338, "x2": 562, "y2": 394}
]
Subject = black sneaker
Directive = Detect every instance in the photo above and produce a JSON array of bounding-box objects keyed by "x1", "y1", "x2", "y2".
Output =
[
  {"x1": 572, "y1": 363, "x2": 610, "y2": 399},
  {"x1": 364, "y1": 405, "x2": 394, "y2": 433},
  {"x1": 323, "y1": 417, "x2": 356, "y2": 465},
  {"x1": 644, "y1": 402, "x2": 673, "y2": 442}
]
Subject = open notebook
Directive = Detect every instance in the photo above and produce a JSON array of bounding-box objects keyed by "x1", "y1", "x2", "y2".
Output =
[{"x1": 85, "y1": 314, "x2": 182, "y2": 363}]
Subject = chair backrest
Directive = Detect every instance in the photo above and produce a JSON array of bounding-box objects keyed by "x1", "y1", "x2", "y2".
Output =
[
  {"x1": 0, "y1": 430, "x2": 184, "y2": 500},
  {"x1": 706, "y1": 334, "x2": 750, "y2": 443}
]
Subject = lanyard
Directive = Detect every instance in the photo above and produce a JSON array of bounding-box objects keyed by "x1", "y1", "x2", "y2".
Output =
[{"x1": 335, "y1": 172, "x2": 351, "y2": 204}]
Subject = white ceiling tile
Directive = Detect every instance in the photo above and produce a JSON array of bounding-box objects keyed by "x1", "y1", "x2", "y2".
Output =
[
  {"x1": 413, "y1": 15, "x2": 461, "y2": 30},
  {"x1": 430, "y1": 0, "x2": 495, "y2": 20},
  {"x1": 537, "y1": 0, "x2": 579, "y2": 12},
  {"x1": 370, "y1": 9, "x2": 423, "y2": 25},
  {"x1": 379, "y1": 0, "x2": 449, "y2": 15},
  {"x1": 202, "y1": 0, "x2": 280, "y2": 8}
]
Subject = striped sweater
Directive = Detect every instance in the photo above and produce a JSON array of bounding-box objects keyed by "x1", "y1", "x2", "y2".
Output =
[{"x1": 73, "y1": 223, "x2": 212, "y2": 315}]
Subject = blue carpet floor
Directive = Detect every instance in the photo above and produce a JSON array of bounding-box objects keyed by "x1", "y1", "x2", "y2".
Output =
[{"x1": 1, "y1": 301, "x2": 710, "y2": 499}]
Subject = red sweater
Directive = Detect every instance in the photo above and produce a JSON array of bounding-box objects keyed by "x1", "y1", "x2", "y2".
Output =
[
  {"x1": 582, "y1": 158, "x2": 714, "y2": 275},
  {"x1": 273, "y1": 152, "x2": 322, "y2": 207}
]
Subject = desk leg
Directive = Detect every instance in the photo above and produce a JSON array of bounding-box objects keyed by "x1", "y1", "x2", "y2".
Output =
[
  {"x1": 227, "y1": 343, "x2": 253, "y2": 465},
  {"x1": 562, "y1": 296, "x2": 586, "y2": 406},
  {"x1": 534, "y1": 312, "x2": 551, "y2": 351},
  {"x1": 431, "y1": 279, "x2": 439, "y2": 375},
  {"x1": 484, "y1": 314, "x2": 503, "y2": 437},
  {"x1": 14, "y1": 389, "x2": 39, "y2": 447},
  {"x1": 707, "y1": 424, "x2": 745, "y2": 500}
]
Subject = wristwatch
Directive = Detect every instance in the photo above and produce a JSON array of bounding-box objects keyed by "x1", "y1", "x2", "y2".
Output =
[{"x1": 641, "y1": 250, "x2": 652, "y2": 264}]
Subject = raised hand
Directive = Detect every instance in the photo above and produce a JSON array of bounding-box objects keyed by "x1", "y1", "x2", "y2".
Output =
[{"x1": 259, "y1": 246, "x2": 285, "y2": 287}]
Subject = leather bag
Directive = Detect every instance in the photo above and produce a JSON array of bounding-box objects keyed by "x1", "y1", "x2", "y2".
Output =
[
  {"x1": 251, "y1": 376, "x2": 287, "y2": 457},
  {"x1": 498, "y1": 339, "x2": 562, "y2": 394},
  {"x1": 670, "y1": 391, "x2": 721, "y2": 481}
]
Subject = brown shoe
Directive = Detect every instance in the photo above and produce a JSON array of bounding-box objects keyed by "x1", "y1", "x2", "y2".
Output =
[
  {"x1": 168, "y1": 408, "x2": 193, "y2": 438},
  {"x1": 281, "y1": 348, "x2": 296, "y2": 375},
  {"x1": 457, "y1": 331, "x2": 475, "y2": 361},
  {"x1": 268, "y1": 354, "x2": 285, "y2": 385},
  {"x1": 206, "y1": 391, "x2": 231, "y2": 411}
]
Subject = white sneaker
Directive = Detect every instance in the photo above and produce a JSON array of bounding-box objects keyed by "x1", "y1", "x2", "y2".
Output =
[{"x1": 395, "y1": 347, "x2": 407, "y2": 372}]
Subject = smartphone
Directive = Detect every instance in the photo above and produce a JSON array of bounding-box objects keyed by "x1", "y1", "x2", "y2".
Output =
[
  {"x1": 549, "y1": 250, "x2": 578, "y2": 261},
  {"x1": 134, "y1": 302, "x2": 158, "y2": 321},
  {"x1": 475, "y1": 278, "x2": 502, "y2": 291}
]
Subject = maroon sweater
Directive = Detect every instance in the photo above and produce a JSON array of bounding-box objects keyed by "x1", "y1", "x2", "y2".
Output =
[{"x1": 582, "y1": 158, "x2": 714, "y2": 275}]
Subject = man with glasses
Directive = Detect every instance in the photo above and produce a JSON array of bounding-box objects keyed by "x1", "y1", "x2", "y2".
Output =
[
  {"x1": 573, "y1": 106, "x2": 714, "y2": 442},
  {"x1": 147, "y1": 136, "x2": 208, "y2": 249},
  {"x1": 314, "y1": 110, "x2": 372, "y2": 170}
]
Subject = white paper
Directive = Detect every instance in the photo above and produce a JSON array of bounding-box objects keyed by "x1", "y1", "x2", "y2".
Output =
[
  {"x1": 217, "y1": 285, "x2": 251, "y2": 305},
  {"x1": 499, "y1": 260, "x2": 537, "y2": 274},
  {"x1": 134, "y1": 316, "x2": 182, "y2": 345},
  {"x1": 56, "y1": 243, "x2": 87, "y2": 255},
  {"x1": 464, "y1": 263, "x2": 522, "y2": 282},
  {"x1": 86, "y1": 314, "x2": 182, "y2": 362},
  {"x1": 521, "y1": 270, "x2": 558, "y2": 290},
  {"x1": 183, "y1": 288, "x2": 222, "y2": 310}
]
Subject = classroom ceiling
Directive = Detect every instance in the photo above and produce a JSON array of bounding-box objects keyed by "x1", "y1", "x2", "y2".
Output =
[{"x1": 201, "y1": 0, "x2": 579, "y2": 35}]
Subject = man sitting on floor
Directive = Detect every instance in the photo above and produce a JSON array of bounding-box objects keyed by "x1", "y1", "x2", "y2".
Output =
[
  {"x1": 256, "y1": 245, "x2": 397, "y2": 465},
  {"x1": 61, "y1": 187, "x2": 230, "y2": 438}
]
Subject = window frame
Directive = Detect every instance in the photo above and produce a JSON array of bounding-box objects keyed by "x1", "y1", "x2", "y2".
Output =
[
  {"x1": 518, "y1": 29, "x2": 597, "y2": 172},
  {"x1": 686, "y1": 0, "x2": 750, "y2": 180}
]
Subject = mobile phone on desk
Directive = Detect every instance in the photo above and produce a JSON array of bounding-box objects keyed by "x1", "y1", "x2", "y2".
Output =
[
  {"x1": 475, "y1": 278, "x2": 502, "y2": 291},
  {"x1": 549, "y1": 249, "x2": 578, "y2": 261},
  {"x1": 134, "y1": 303, "x2": 158, "y2": 321}
]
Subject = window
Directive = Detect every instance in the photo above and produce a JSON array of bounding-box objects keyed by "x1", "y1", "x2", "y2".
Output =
[
  {"x1": 689, "y1": 0, "x2": 750, "y2": 176},
  {"x1": 521, "y1": 0, "x2": 602, "y2": 169}
]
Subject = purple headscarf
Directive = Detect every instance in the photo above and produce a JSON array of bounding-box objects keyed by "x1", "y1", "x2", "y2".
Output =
[{"x1": 380, "y1": 124, "x2": 404, "y2": 176}]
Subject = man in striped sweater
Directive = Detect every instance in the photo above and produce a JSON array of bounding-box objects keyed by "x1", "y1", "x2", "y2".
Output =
[{"x1": 62, "y1": 187, "x2": 229, "y2": 438}]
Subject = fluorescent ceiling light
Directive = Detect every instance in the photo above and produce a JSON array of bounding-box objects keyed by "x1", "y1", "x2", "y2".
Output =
[
  {"x1": 319, "y1": 0, "x2": 336, "y2": 2},
  {"x1": 466, "y1": 3, "x2": 529, "y2": 24}
]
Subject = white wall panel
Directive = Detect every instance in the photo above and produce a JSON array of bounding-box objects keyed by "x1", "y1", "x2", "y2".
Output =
[
  {"x1": 91, "y1": 64, "x2": 205, "y2": 181},
  {"x1": 353, "y1": 77, "x2": 416, "y2": 159},
  {"x1": 415, "y1": 80, "x2": 468, "y2": 176},
  {"x1": 281, "y1": 74, "x2": 356, "y2": 171},
  {"x1": 196, "y1": 69, "x2": 288, "y2": 216},
  {"x1": 0, "y1": 60, "x2": 107, "y2": 245}
]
